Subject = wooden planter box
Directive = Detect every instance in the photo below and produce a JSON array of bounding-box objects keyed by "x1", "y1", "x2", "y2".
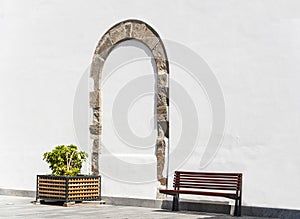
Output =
[{"x1": 36, "y1": 175, "x2": 101, "y2": 204}]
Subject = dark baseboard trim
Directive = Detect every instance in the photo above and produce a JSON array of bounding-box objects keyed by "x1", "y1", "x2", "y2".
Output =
[
  {"x1": 103, "y1": 196, "x2": 300, "y2": 219},
  {"x1": 1, "y1": 189, "x2": 299, "y2": 218},
  {"x1": 242, "y1": 205, "x2": 300, "y2": 219},
  {"x1": 0, "y1": 188, "x2": 35, "y2": 198}
]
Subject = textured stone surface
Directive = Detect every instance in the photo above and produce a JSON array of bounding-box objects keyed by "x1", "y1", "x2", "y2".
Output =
[
  {"x1": 89, "y1": 91, "x2": 100, "y2": 108},
  {"x1": 141, "y1": 27, "x2": 159, "y2": 50},
  {"x1": 92, "y1": 108, "x2": 100, "y2": 123},
  {"x1": 157, "y1": 88, "x2": 168, "y2": 107},
  {"x1": 158, "y1": 121, "x2": 169, "y2": 138},
  {"x1": 90, "y1": 134, "x2": 99, "y2": 140},
  {"x1": 92, "y1": 141, "x2": 100, "y2": 176},
  {"x1": 152, "y1": 43, "x2": 167, "y2": 63},
  {"x1": 90, "y1": 20, "x2": 169, "y2": 195},
  {"x1": 109, "y1": 24, "x2": 126, "y2": 44},
  {"x1": 131, "y1": 22, "x2": 147, "y2": 39},
  {"x1": 156, "y1": 139, "x2": 166, "y2": 180},
  {"x1": 157, "y1": 123, "x2": 165, "y2": 140},
  {"x1": 95, "y1": 33, "x2": 113, "y2": 59},
  {"x1": 158, "y1": 73, "x2": 168, "y2": 87},
  {"x1": 157, "y1": 106, "x2": 168, "y2": 121},
  {"x1": 89, "y1": 124, "x2": 101, "y2": 135},
  {"x1": 90, "y1": 55, "x2": 104, "y2": 77},
  {"x1": 90, "y1": 55, "x2": 104, "y2": 90},
  {"x1": 124, "y1": 22, "x2": 132, "y2": 38},
  {"x1": 143, "y1": 36, "x2": 160, "y2": 50}
]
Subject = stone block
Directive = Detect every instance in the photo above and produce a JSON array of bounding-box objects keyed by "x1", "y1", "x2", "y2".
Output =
[
  {"x1": 92, "y1": 108, "x2": 101, "y2": 123},
  {"x1": 95, "y1": 33, "x2": 113, "y2": 59},
  {"x1": 158, "y1": 121, "x2": 169, "y2": 139},
  {"x1": 156, "y1": 62, "x2": 168, "y2": 75},
  {"x1": 156, "y1": 139, "x2": 166, "y2": 180},
  {"x1": 131, "y1": 22, "x2": 147, "y2": 39},
  {"x1": 92, "y1": 139, "x2": 100, "y2": 151},
  {"x1": 158, "y1": 177, "x2": 167, "y2": 186},
  {"x1": 152, "y1": 43, "x2": 167, "y2": 62},
  {"x1": 158, "y1": 86, "x2": 168, "y2": 96},
  {"x1": 89, "y1": 91, "x2": 101, "y2": 108},
  {"x1": 109, "y1": 24, "x2": 126, "y2": 44},
  {"x1": 157, "y1": 96, "x2": 168, "y2": 112},
  {"x1": 157, "y1": 123, "x2": 165, "y2": 140},
  {"x1": 158, "y1": 74, "x2": 168, "y2": 88},
  {"x1": 143, "y1": 36, "x2": 159, "y2": 50},
  {"x1": 141, "y1": 28, "x2": 159, "y2": 49},
  {"x1": 89, "y1": 124, "x2": 101, "y2": 135},
  {"x1": 157, "y1": 106, "x2": 168, "y2": 121},
  {"x1": 156, "y1": 139, "x2": 166, "y2": 153},
  {"x1": 90, "y1": 55, "x2": 104, "y2": 78},
  {"x1": 90, "y1": 134, "x2": 99, "y2": 140},
  {"x1": 124, "y1": 22, "x2": 132, "y2": 38}
]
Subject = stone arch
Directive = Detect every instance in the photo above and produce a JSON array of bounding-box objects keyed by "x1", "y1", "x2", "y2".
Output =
[{"x1": 89, "y1": 19, "x2": 169, "y2": 193}]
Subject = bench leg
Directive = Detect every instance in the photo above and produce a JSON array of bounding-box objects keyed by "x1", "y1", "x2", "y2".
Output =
[
  {"x1": 237, "y1": 197, "x2": 242, "y2": 216},
  {"x1": 234, "y1": 198, "x2": 238, "y2": 216},
  {"x1": 172, "y1": 194, "x2": 179, "y2": 211},
  {"x1": 234, "y1": 198, "x2": 241, "y2": 216}
]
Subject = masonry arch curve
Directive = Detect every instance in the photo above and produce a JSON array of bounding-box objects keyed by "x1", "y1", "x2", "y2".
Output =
[{"x1": 89, "y1": 19, "x2": 169, "y2": 193}]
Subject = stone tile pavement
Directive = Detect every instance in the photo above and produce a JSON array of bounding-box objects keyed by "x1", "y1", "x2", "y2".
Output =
[{"x1": 0, "y1": 195, "x2": 276, "y2": 219}]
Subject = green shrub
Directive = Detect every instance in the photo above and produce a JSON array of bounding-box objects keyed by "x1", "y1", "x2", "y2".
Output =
[{"x1": 43, "y1": 144, "x2": 88, "y2": 176}]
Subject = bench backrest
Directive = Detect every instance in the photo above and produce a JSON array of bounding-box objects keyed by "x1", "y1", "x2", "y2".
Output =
[{"x1": 173, "y1": 171, "x2": 242, "y2": 194}]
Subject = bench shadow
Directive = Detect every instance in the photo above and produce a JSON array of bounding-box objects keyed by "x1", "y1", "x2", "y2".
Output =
[
  {"x1": 152, "y1": 209, "x2": 238, "y2": 219},
  {"x1": 160, "y1": 199, "x2": 232, "y2": 215}
]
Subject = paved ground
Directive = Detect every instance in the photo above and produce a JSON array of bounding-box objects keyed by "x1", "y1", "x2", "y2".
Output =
[{"x1": 0, "y1": 195, "x2": 274, "y2": 219}]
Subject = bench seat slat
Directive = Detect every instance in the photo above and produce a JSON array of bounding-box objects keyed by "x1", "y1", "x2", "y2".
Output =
[
  {"x1": 178, "y1": 175, "x2": 240, "y2": 180},
  {"x1": 176, "y1": 177, "x2": 239, "y2": 181},
  {"x1": 177, "y1": 184, "x2": 238, "y2": 190},
  {"x1": 177, "y1": 171, "x2": 241, "y2": 176},
  {"x1": 173, "y1": 180, "x2": 238, "y2": 188},
  {"x1": 159, "y1": 189, "x2": 237, "y2": 199}
]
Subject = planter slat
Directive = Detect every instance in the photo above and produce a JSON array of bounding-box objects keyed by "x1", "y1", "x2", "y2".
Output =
[
  {"x1": 38, "y1": 179, "x2": 66, "y2": 183},
  {"x1": 69, "y1": 183, "x2": 99, "y2": 186},
  {"x1": 38, "y1": 186, "x2": 66, "y2": 191},
  {"x1": 38, "y1": 183, "x2": 66, "y2": 187},
  {"x1": 69, "y1": 179, "x2": 99, "y2": 183},
  {"x1": 68, "y1": 191, "x2": 99, "y2": 194},
  {"x1": 38, "y1": 194, "x2": 66, "y2": 198}
]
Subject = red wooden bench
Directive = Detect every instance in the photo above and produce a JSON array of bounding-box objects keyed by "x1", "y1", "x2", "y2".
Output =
[{"x1": 159, "y1": 171, "x2": 243, "y2": 216}]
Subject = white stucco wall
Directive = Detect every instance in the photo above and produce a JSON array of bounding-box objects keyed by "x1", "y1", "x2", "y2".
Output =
[{"x1": 1, "y1": 0, "x2": 300, "y2": 210}]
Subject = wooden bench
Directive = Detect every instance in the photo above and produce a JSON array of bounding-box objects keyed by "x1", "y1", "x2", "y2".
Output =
[{"x1": 159, "y1": 171, "x2": 243, "y2": 216}]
